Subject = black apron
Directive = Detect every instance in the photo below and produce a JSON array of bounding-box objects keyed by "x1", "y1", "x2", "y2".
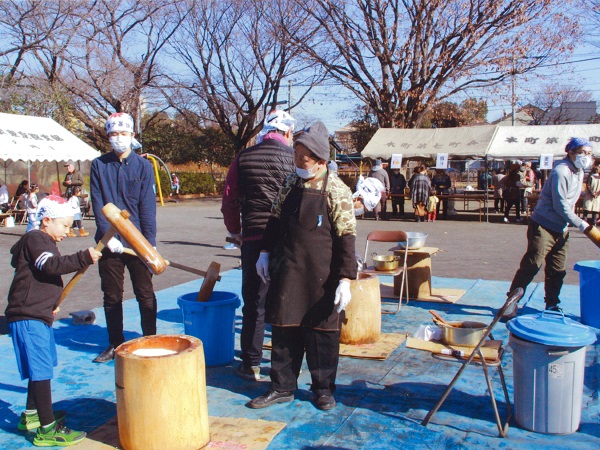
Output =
[{"x1": 266, "y1": 173, "x2": 340, "y2": 330}]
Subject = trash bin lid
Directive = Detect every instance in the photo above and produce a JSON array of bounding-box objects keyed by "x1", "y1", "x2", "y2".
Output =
[
  {"x1": 507, "y1": 311, "x2": 597, "y2": 347},
  {"x1": 574, "y1": 260, "x2": 600, "y2": 272}
]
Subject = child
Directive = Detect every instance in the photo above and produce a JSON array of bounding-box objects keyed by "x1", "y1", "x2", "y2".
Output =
[
  {"x1": 67, "y1": 187, "x2": 89, "y2": 237},
  {"x1": 427, "y1": 194, "x2": 439, "y2": 222},
  {"x1": 25, "y1": 184, "x2": 40, "y2": 233},
  {"x1": 5, "y1": 195, "x2": 101, "y2": 447},
  {"x1": 170, "y1": 173, "x2": 180, "y2": 196}
]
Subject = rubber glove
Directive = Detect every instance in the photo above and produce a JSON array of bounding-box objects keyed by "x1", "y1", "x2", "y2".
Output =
[
  {"x1": 256, "y1": 252, "x2": 270, "y2": 284},
  {"x1": 334, "y1": 280, "x2": 352, "y2": 313},
  {"x1": 106, "y1": 237, "x2": 124, "y2": 254},
  {"x1": 579, "y1": 221, "x2": 590, "y2": 233}
]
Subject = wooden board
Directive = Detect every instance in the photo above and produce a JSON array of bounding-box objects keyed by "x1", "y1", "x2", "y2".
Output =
[{"x1": 405, "y1": 336, "x2": 501, "y2": 360}]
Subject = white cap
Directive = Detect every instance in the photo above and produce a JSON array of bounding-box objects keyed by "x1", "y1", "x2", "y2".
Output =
[
  {"x1": 263, "y1": 110, "x2": 296, "y2": 133},
  {"x1": 36, "y1": 195, "x2": 75, "y2": 222}
]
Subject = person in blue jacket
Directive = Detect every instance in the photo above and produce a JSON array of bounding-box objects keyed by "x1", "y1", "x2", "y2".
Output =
[{"x1": 90, "y1": 112, "x2": 158, "y2": 363}]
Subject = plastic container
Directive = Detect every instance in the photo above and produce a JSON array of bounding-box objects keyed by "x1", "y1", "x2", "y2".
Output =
[
  {"x1": 177, "y1": 291, "x2": 240, "y2": 366},
  {"x1": 507, "y1": 311, "x2": 596, "y2": 434},
  {"x1": 574, "y1": 260, "x2": 600, "y2": 328}
]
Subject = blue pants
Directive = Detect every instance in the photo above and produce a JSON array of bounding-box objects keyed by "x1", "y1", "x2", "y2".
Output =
[{"x1": 10, "y1": 320, "x2": 57, "y2": 381}]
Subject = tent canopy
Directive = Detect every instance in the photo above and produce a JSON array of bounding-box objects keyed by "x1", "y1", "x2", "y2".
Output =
[
  {"x1": 362, "y1": 124, "x2": 600, "y2": 161},
  {"x1": 362, "y1": 125, "x2": 497, "y2": 159},
  {"x1": 0, "y1": 112, "x2": 100, "y2": 162},
  {"x1": 486, "y1": 124, "x2": 600, "y2": 159}
]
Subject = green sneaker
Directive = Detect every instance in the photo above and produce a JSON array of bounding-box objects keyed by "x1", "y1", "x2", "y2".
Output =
[
  {"x1": 18, "y1": 410, "x2": 67, "y2": 431},
  {"x1": 33, "y1": 422, "x2": 86, "y2": 447}
]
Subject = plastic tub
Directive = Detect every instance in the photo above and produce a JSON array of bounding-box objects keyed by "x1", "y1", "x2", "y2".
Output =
[
  {"x1": 507, "y1": 311, "x2": 596, "y2": 434},
  {"x1": 177, "y1": 291, "x2": 240, "y2": 366},
  {"x1": 574, "y1": 260, "x2": 600, "y2": 328}
]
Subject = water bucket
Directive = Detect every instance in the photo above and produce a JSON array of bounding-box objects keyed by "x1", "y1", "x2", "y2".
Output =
[
  {"x1": 574, "y1": 260, "x2": 600, "y2": 328},
  {"x1": 115, "y1": 335, "x2": 209, "y2": 450},
  {"x1": 177, "y1": 291, "x2": 240, "y2": 366}
]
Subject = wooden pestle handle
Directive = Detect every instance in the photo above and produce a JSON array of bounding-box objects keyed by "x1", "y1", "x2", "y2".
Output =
[
  {"x1": 121, "y1": 248, "x2": 221, "y2": 280},
  {"x1": 58, "y1": 209, "x2": 130, "y2": 306}
]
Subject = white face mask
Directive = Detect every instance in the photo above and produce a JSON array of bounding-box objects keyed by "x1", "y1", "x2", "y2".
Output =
[
  {"x1": 295, "y1": 161, "x2": 319, "y2": 179},
  {"x1": 109, "y1": 135, "x2": 132, "y2": 154},
  {"x1": 574, "y1": 155, "x2": 592, "y2": 170}
]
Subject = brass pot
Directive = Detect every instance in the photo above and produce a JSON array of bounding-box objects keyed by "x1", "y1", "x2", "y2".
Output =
[
  {"x1": 372, "y1": 254, "x2": 399, "y2": 271},
  {"x1": 438, "y1": 321, "x2": 487, "y2": 347}
]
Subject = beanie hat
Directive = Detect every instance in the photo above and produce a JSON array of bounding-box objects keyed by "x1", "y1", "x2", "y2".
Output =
[
  {"x1": 295, "y1": 122, "x2": 330, "y2": 161},
  {"x1": 263, "y1": 110, "x2": 296, "y2": 133},
  {"x1": 106, "y1": 112, "x2": 135, "y2": 134},
  {"x1": 36, "y1": 195, "x2": 74, "y2": 222},
  {"x1": 565, "y1": 137, "x2": 591, "y2": 152}
]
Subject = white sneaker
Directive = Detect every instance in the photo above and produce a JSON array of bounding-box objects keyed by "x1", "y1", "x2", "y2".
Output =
[{"x1": 503, "y1": 217, "x2": 509, "y2": 223}]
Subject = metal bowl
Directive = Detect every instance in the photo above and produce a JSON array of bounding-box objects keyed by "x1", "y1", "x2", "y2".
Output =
[
  {"x1": 438, "y1": 321, "x2": 487, "y2": 347},
  {"x1": 372, "y1": 254, "x2": 399, "y2": 271},
  {"x1": 397, "y1": 232, "x2": 428, "y2": 249}
]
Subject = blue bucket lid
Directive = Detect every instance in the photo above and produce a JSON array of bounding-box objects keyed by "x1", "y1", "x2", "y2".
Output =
[
  {"x1": 507, "y1": 311, "x2": 597, "y2": 347},
  {"x1": 574, "y1": 260, "x2": 600, "y2": 272}
]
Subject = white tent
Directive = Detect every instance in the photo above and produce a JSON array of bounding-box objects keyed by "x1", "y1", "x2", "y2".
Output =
[
  {"x1": 0, "y1": 112, "x2": 100, "y2": 162},
  {"x1": 486, "y1": 124, "x2": 600, "y2": 159},
  {"x1": 362, "y1": 125, "x2": 497, "y2": 159},
  {"x1": 361, "y1": 123, "x2": 600, "y2": 161}
]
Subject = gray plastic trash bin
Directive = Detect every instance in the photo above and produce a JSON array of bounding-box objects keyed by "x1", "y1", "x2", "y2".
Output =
[{"x1": 507, "y1": 311, "x2": 596, "y2": 434}]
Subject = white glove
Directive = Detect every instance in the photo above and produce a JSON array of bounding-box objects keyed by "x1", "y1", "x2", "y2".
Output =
[
  {"x1": 256, "y1": 252, "x2": 270, "y2": 284},
  {"x1": 106, "y1": 237, "x2": 124, "y2": 254},
  {"x1": 334, "y1": 280, "x2": 352, "y2": 313},
  {"x1": 579, "y1": 221, "x2": 590, "y2": 233}
]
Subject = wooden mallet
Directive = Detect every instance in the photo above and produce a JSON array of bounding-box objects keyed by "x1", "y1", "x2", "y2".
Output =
[{"x1": 104, "y1": 203, "x2": 221, "y2": 302}]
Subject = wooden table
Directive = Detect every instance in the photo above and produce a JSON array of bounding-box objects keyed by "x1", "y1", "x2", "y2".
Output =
[{"x1": 392, "y1": 246, "x2": 440, "y2": 299}]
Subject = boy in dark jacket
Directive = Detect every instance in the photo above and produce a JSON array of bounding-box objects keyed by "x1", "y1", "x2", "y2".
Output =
[{"x1": 5, "y1": 195, "x2": 101, "y2": 447}]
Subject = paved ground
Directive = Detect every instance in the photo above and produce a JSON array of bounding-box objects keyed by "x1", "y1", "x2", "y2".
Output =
[
  {"x1": 1, "y1": 197, "x2": 598, "y2": 333},
  {"x1": 1, "y1": 198, "x2": 599, "y2": 449}
]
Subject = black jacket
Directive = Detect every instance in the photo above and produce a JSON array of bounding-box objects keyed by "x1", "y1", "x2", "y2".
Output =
[
  {"x1": 237, "y1": 139, "x2": 295, "y2": 238},
  {"x1": 6, "y1": 230, "x2": 93, "y2": 326}
]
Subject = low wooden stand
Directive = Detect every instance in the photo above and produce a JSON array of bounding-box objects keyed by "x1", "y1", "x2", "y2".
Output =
[{"x1": 392, "y1": 247, "x2": 439, "y2": 299}]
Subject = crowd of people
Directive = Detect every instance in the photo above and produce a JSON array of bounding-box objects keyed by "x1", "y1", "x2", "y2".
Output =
[{"x1": 3, "y1": 107, "x2": 599, "y2": 447}]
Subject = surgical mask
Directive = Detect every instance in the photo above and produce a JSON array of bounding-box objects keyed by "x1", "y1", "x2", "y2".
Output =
[
  {"x1": 295, "y1": 161, "x2": 319, "y2": 179},
  {"x1": 574, "y1": 155, "x2": 592, "y2": 170},
  {"x1": 109, "y1": 135, "x2": 132, "y2": 154}
]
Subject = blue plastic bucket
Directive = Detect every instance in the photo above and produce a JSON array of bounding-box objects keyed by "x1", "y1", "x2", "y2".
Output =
[
  {"x1": 177, "y1": 291, "x2": 240, "y2": 366},
  {"x1": 574, "y1": 260, "x2": 600, "y2": 329}
]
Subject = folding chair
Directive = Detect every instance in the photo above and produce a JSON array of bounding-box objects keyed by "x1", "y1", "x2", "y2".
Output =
[
  {"x1": 361, "y1": 230, "x2": 409, "y2": 314},
  {"x1": 421, "y1": 288, "x2": 524, "y2": 437}
]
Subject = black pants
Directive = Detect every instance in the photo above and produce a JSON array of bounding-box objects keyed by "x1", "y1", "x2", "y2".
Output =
[
  {"x1": 494, "y1": 197, "x2": 504, "y2": 212},
  {"x1": 240, "y1": 240, "x2": 268, "y2": 366},
  {"x1": 436, "y1": 196, "x2": 448, "y2": 217},
  {"x1": 270, "y1": 325, "x2": 340, "y2": 396},
  {"x1": 504, "y1": 198, "x2": 521, "y2": 220},
  {"x1": 98, "y1": 251, "x2": 157, "y2": 347},
  {"x1": 391, "y1": 195, "x2": 404, "y2": 215}
]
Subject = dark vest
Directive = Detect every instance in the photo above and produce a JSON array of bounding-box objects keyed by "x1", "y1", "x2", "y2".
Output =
[{"x1": 237, "y1": 139, "x2": 295, "y2": 238}]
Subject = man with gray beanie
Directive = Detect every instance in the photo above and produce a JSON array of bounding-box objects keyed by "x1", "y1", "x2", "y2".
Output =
[
  {"x1": 222, "y1": 109, "x2": 296, "y2": 381},
  {"x1": 502, "y1": 137, "x2": 594, "y2": 321},
  {"x1": 368, "y1": 159, "x2": 390, "y2": 220},
  {"x1": 249, "y1": 122, "x2": 357, "y2": 411}
]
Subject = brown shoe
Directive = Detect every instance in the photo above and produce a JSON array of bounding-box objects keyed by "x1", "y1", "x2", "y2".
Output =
[
  {"x1": 314, "y1": 394, "x2": 336, "y2": 411},
  {"x1": 78, "y1": 228, "x2": 89, "y2": 237},
  {"x1": 67, "y1": 228, "x2": 77, "y2": 237}
]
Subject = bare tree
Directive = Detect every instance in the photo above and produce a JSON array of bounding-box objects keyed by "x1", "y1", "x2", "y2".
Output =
[
  {"x1": 165, "y1": 0, "x2": 325, "y2": 151},
  {"x1": 54, "y1": 0, "x2": 188, "y2": 149},
  {"x1": 290, "y1": 0, "x2": 581, "y2": 128}
]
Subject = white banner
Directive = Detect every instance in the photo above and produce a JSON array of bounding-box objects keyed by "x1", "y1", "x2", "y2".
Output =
[
  {"x1": 390, "y1": 154, "x2": 403, "y2": 169},
  {"x1": 539, "y1": 154, "x2": 554, "y2": 170},
  {"x1": 436, "y1": 153, "x2": 449, "y2": 169}
]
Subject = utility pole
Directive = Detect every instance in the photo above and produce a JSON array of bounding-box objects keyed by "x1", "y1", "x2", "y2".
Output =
[
  {"x1": 511, "y1": 57, "x2": 516, "y2": 126},
  {"x1": 288, "y1": 80, "x2": 292, "y2": 113}
]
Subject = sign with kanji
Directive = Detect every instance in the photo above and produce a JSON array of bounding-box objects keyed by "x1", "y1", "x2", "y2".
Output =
[
  {"x1": 436, "y1": 153, "x2": 449, "y2": 169},
  {"x1": 540, "y1": 154, "x2": 554, "y2": 170},
  {"x1": 390, "y1": 154, "x2": 403, "y2": 169}
]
